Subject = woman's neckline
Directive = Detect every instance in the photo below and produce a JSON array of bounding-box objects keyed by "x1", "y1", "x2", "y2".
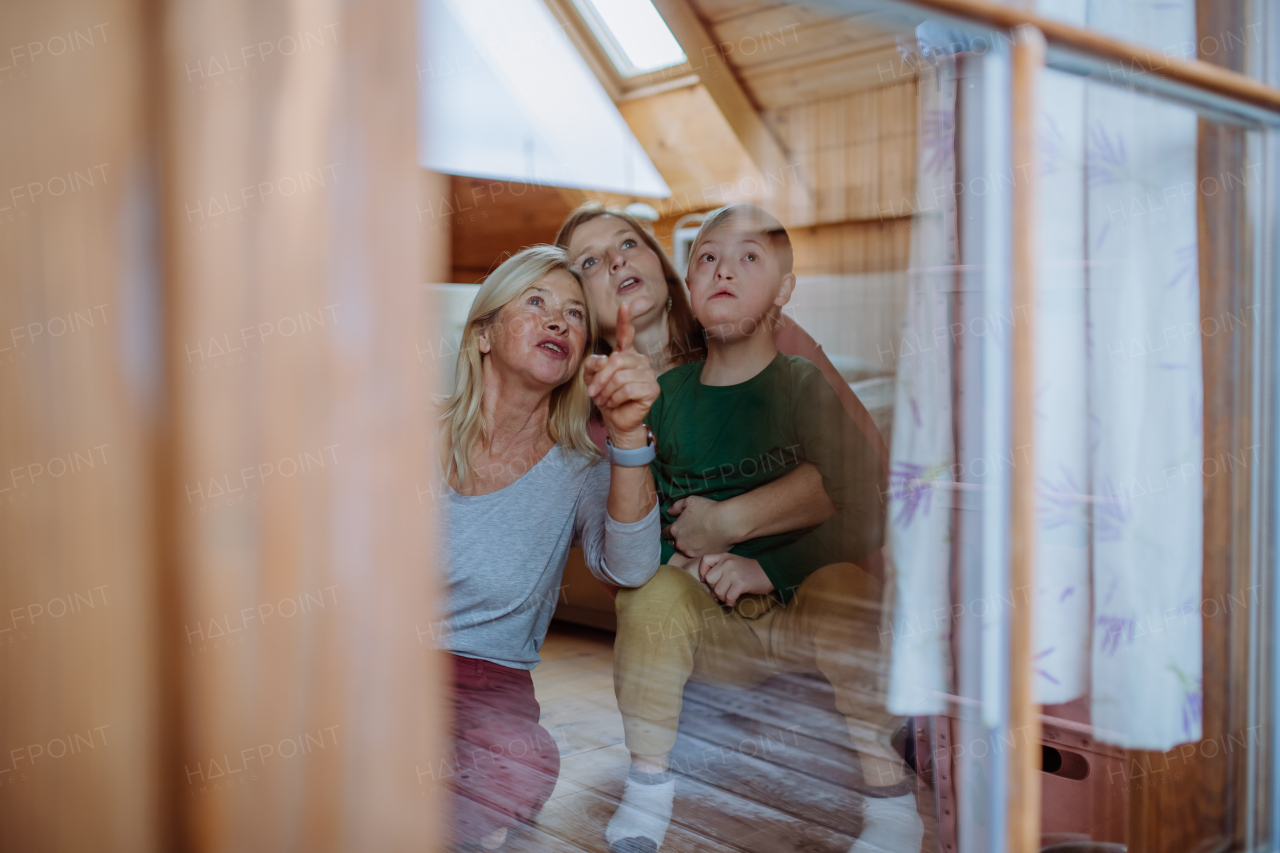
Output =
[{"x1": 448, "y1": 443, "x2": 560, "y2": 499}]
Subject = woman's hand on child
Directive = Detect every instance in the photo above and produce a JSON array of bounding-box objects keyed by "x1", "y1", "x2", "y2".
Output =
[
  {"x1": 696, "y1": 553, "x2": 774, "y2": 607},
  {"x1": 586, "y1": 303, "x2": 660, "y2": 447},
  {"x1": 665, "y1": 496, "x2": 739, "y2": 557}
]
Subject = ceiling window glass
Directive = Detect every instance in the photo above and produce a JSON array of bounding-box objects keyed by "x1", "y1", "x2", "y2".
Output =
[{"x1": 570, "y1": 0, "x2": 687, "y2": 77}]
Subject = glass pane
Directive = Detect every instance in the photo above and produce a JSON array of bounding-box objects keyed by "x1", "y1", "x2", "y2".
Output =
[
  {"x1": 1024, "y1": 65, "x2": 1273, "y2": 853},
  {"x1": 864, "y1": 5, "x2": 1277, "y2": 853},
  {"x1": 1032, "y1": 0, "x2": 1265, "y2": 80},
  {"x1": 424, "y1": 0, "x2": 1278, "y2": 850}
]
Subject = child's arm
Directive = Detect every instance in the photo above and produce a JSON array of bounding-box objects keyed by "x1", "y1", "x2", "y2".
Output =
[{"x1": 664, "y1": 462, "x2": 836, "y2": 558}]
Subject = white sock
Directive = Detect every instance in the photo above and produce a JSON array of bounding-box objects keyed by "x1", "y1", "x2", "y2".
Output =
[
  {"x1": 849, "y1": 792, "x2": 924, "y2": 853},
  {"x1": 606, "y1": 769, "x2": 676, "y2": 853}
]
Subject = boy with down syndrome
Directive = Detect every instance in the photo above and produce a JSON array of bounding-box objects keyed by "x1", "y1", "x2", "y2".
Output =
[{"x1": 602, "y1": 204, "x2": 921, "y2": 853}]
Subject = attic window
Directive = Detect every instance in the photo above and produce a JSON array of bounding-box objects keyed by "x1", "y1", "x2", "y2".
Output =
[{"x1": 569, "y1": 0, "x2": 687, "y2": 77}]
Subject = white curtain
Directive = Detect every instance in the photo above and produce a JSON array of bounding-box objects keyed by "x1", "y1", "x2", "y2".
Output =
[
  {"x1": 888, "y1": 1, "x2": 1204, "y2": 750},
  {"x1": 1035, "y1": 0, "x2": 1204, "y2": 751},
  {"x1": 1028, "y1": 0, "x2": 1092, "y2": 710},
  {"x1": 884, "y1": 55, "x2": 958, "y2": 716}
]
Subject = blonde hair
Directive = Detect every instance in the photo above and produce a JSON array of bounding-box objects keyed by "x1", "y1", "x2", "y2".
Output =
[{"x1": 440, "y1": 245, "x2": 601, "y2": 486}]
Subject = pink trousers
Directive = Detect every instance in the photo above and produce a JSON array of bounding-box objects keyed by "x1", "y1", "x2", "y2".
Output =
[{"x1": 448, "y1": 654, "x2": 561, "y2": 846}]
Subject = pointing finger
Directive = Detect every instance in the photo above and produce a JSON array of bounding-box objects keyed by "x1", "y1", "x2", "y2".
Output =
[{"x1": 616, "y1": 302, "x2": 635, "y2": 353}]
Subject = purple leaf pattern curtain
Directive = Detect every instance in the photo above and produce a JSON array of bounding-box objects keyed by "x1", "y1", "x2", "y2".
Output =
[
  {"x1": 1029, "y1": 0, "x2": 1092, "y2": 708},
  {"x1": 888, "y1": 2, "x2": 1205, "y2": 751},
  {"x1": 885, "y1": 55, "x2": 958, "y2": 716},
  {"x1": 1032, "y1": 0, "x2": 1204, "y2": 750},
  {"x1": 1078, "y1": 0, "x2": 1203, "y2": 750}
]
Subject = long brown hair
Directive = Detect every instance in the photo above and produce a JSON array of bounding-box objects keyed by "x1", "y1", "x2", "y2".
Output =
[{"x1": 554, "y1": 203, "x2": 706, "y2": 368}]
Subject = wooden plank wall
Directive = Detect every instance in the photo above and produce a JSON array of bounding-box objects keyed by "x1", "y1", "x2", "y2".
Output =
[
  {"x1": 619, "y1": 84, "x2": 767, "y2": 218},
  {"x1": 764, "y1": 81, "x2": 917, "y2": 227},
  {"x1": 790, "y1": 217, "x2": 912, "y2": 275},
  {"x1": 444, "y1": 81, "x2": 917, "y2": 284},
  {"x1": 0, "y1": 0, "x2": 446, "y2": 851},
  {"x1": 444, "y1": 177, "x2": 577, "y2": 283},
  {"x1": 690, "y1": 0, "x2": 905, "y2": 107}
]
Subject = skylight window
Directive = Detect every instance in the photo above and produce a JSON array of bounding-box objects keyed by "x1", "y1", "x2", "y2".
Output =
[
  {"x1": 421, "y1": 0, "x2": 670, "y2": 198},
  {"x1": 570, "y1": 0, "x2": 687, "y2": 77}
]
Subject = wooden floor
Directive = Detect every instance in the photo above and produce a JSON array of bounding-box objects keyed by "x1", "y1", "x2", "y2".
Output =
[{"x1": 475, "y1": 622, "x2": 938, "y2": 853}]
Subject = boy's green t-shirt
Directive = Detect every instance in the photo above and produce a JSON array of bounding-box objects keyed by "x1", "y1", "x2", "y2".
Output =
[{"x1": 646, "y1": 351, "x2": 886, "y2": 601}]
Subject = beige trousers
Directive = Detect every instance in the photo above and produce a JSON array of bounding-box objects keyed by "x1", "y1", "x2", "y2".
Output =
[{"x1": 613, "y1": 562, "x2": 906, "y2": 784}]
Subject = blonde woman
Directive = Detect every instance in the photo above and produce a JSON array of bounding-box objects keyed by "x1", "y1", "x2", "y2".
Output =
[{"x1": 433, "y1": 245, "x2": 660, "y2": 850}]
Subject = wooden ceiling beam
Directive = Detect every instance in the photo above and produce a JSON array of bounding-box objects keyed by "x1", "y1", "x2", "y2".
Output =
[{"x1": 651, "y1": 0, "x2": 813, "y2": 222}]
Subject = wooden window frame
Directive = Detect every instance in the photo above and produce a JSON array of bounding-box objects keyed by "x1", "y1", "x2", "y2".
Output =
[{"x1": 541, "y1": 0, "x2": 699, "y2": 102}]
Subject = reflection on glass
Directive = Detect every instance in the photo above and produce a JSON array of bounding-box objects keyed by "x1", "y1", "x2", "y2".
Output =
[
  {"x1": 430, "y1": 0, "x2": 1277, "y2": 850},
  {"x1": 880, "y1": 3, "x2": 1271, "y2": 852}
]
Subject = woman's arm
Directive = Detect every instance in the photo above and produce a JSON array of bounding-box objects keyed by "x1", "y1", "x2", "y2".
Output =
[
  {"x1": 586, "y1": 304, "x2": 660, "y2": 524},
  {"x1": 665, "y1": 462, "x2": 836, "y2": 558},
  {"x1": 577, "y1": 463, "x2": 661, "y2": 587},
  {"x1": 604, "y1": 435, "x2": 657, "y2": 524},
  {"x1": 582, "y1": 417, "x2": 655, "y2": 524},
  {"x1": 579, "y1": 303, "x2": 662, "y2": 586}
]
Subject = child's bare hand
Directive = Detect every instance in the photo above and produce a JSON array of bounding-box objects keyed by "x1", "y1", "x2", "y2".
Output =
[
  {"x1": 665, "y1": 496, "x2": 736, "y2": 557},
  {"x1": 697, "y1": 554, "x2": 774, "y2": 607},
  {"x1": 665, "y1": 550, "x2": 697, "y2": 573}
]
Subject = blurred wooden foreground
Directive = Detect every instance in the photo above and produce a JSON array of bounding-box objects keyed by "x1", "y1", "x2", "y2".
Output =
[{"x1": 0, "y1": 1, "x2": 446, "y2": 851}]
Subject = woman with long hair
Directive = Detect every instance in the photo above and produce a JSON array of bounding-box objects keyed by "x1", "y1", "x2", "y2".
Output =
[
  {"x1": 556, "y1": 207, "x2": 907, "y2": 853},
  {"x1": 555, "y1": 203, "x2": 887, "y2": 569},
  {"x1": 433, "y1": 244, "x2": 661, "y2": 850}
]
